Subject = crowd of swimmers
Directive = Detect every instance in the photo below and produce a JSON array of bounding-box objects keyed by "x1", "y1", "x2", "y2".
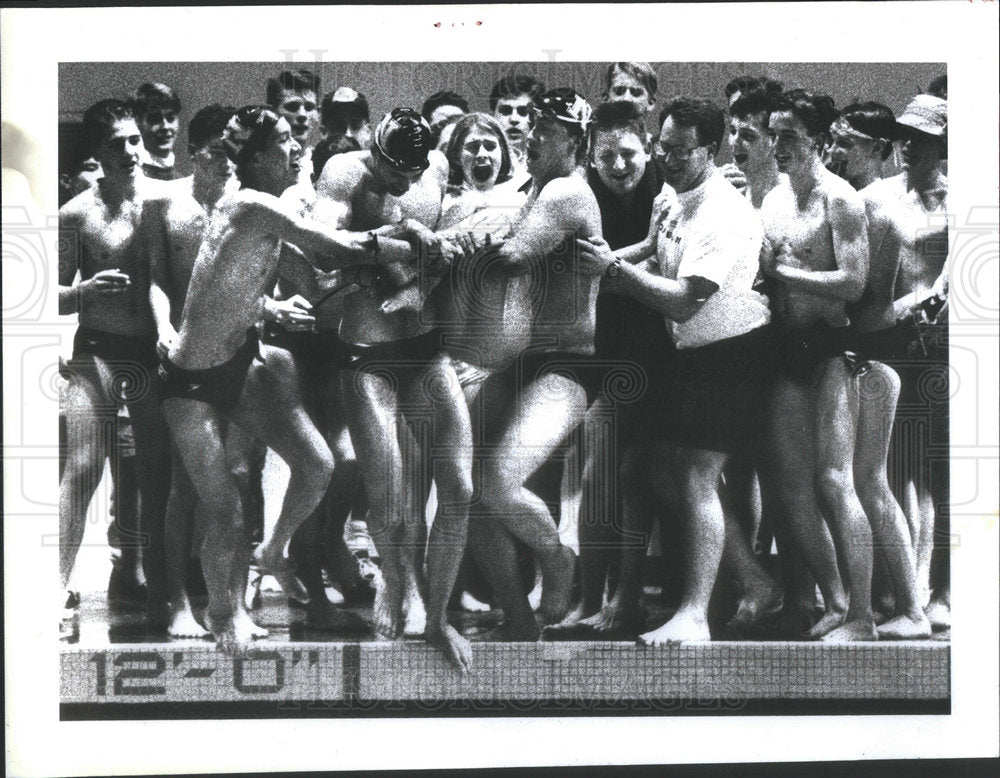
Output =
[{"x1": 58, "y1": 64, "x2": 950, "y2": 671}]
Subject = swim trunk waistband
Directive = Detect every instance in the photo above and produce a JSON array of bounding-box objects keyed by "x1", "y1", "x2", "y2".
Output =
[
  {"x1": 262, "y1": 321, "x2": 342, "y2": 366},
  {"x1": 336, "y1": 328, "x2": 443, "y2": 371},
  {"x1": 72, "y1": 326, "x2": 159, "y2": 369},
  {"x1": 157, "y1": 328, "x2": 261, "y2": 415}
]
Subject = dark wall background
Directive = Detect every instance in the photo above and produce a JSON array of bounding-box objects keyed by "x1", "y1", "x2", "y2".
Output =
[{"x1": 59, "y1": 61, "x2": 945, "y2": 177}]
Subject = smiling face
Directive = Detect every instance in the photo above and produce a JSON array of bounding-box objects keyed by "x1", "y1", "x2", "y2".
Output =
[
  {"x1": 728, "y1": 112, "x2": 772, "y2": 177},
  {"x1": 827, "y1": 125, "x2": 883, "y2": 183},
  {"x1": 459, "y1": 127, "x2": 504, "y2": 191},
  {"x1": 275, "y1": 88, "x2": 318, "y2": 147},
  {"x1": 591, "y1": 125, "x2": 647, "y2": 198},
  {"x1": 654, "y1": 116, "x2": 712, "y2": 193},
  {"x1": 95, "y1": 118, "x2": 143, "y2": 182},
  {"x1": 767, "y1": 110, "x2": 821, "y2": 178},
  {"x1": 138, "y1": 107, "x2": 179, "y2": 158}
]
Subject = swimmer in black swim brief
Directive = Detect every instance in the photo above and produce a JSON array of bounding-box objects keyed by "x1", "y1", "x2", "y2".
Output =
[{"x1": 158, "y1": 328, "x2": 262, "y2": 415}]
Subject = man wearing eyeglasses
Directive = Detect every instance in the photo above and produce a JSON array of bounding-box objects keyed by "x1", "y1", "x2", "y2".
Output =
[{"x1": 576, "y1": 98, "x2": 775, "y2": 644}]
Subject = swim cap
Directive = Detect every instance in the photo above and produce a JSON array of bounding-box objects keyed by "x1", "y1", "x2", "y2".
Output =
[
  {"x1": 322, "y1": 87, "x2": 370, "y2": 127},
  {"x1": 896, "y1": 94, "x2": 946, "y2": 137},
  {"x1": 532, "y1": 88, "x2": 593, "y2": 136},
  {"x1": 373, "y1": 108, "x2": 433, "y2": 173}
]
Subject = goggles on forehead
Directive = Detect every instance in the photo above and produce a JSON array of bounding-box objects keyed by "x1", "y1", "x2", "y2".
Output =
[
  {"x1": 829, "y1": 117, "x2": 883, "y2": 143},
  {"x1": 532, "y1": 91, "x2": 593, "y2": 133}
]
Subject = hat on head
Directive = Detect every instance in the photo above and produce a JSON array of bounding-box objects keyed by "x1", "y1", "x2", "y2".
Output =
[
  {"x1": 533, "y1": 88, "x2": 593, "y2": 135},
  {"x1": 373, "y1": 108, "x2": 432, "y2": 173},
  {"x1": 896, "y1": 94, "x2": 946, "y2": 137}
]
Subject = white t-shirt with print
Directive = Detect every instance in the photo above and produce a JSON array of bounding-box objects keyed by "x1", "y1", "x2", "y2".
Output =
[{"x1": 653, "y1": 170, "x2": 770, "y2": 349}]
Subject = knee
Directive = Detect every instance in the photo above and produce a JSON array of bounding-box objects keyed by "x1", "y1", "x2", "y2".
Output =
[
  {"x1": 299, "y1": 444, "x2": 335, "y2": 488},
  {"x1": 816, "y1": 466, "x2": 855, "y2": 509}
]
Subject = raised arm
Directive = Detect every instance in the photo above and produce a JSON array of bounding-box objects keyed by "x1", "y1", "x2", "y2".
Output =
[{"x1": 765, "y1": 192, "x2": 869, "y2": 303}]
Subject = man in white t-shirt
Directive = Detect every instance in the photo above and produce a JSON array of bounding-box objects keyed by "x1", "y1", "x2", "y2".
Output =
[{"x1": 577, "y1": 98, "x2": 778, "y2": 643}]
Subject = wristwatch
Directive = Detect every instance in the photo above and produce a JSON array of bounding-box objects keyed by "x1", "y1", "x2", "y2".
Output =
[{"x1": 605, "y1": 257, "x2": 623, "y2": 279}]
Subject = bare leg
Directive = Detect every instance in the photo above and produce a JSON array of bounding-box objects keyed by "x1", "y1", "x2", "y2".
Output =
[
  {"x1": 236, "y1": 354, "x2": 334, "y2": 602},
  {"x1": 478, "y1": 373, "x2": 585, "y2": 623},
  {"x1": 164, "y1": 446, "x2": 208, "y2": 637},
  {"x1": 127, "y1": 387, "x2": 172, "y2": 626},
  {"x1": 722, "y1": 506, "x2": 783, "y2": 634},
  {"x1": 579, "y1": 442, "x2": 655, "y2": 633},
  {"x1": 640, "y1": 447, "x2": 727, "y2": 645},
  {"x1": 854, "y1": 363, "x2": 930, "y2": 639},
  {"x1": 340, "y1": 366, "x2": 408, "y2": 638},
  {"x1": 404, "y1": 355, "x2": 473, "y2": 671},
  {"x1": 767, "y1": 377, "x2": 849, "y2": 638},
  {"x1": 161, "y1": 398, "x2": 247, "y2": 656},
  {"x1": 812, "y1": 359, "x2": 877, "y2": 642},
  {"x1": 59, "y1": 356, "x2": 115, "y2": 592}
]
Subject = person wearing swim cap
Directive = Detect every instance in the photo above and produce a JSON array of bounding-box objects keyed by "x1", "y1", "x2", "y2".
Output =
[
  {"x1": 861, "y1": 92, "x2": 949, "y2": 632},
  {"x1": 321, "y1": 86, "x2": 372, "y2": 150},
  {"x1": 155, "y1": 105, "x2": 412, "y2": 656},
  {"x1": 460, "y1": 88, "x2": 603, "y2": 640},
  {"x1": 827, "y1": 102, "x2": 895, "y2": 190},
  {"x1": 314, "y1": 107, "x2": 475, "y2": 672}
]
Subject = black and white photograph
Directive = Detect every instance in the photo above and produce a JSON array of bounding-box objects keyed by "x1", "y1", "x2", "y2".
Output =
[{"x1": 3, "y1": 3, "x2": 998, "y2": 774}]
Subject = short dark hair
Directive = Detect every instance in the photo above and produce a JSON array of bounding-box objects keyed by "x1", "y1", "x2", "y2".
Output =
[
  {"x1": 729, "y1": 88, "x2": 780, "y2": 122},
  {"x1": 82, "y1": 99, "x2": 134, "y2": 154},
  {"x1": 188, "y1": 104, "x2": 235, "y2": 152},
  {"x1": 837, "y1": 102, "x2": 896, "y2": 160},
  {"x1": 421, "y1": 90, "x2": 469, "y2": 122},
  {"x1": 926, "y1": 74, "x2": 947, "y2": 100},
  {"x1": 312, "y1": 134, "x2": 361, "y2": 182},
  {"x1": 724, "y1": 75, "x2": 782, "y2": 101},
  {"x1": 443, "y1": 112, "x2": 513, "y2": 187},
  {"x1": 590, "y1": 100, "x2": 647, "y2": 148},
  {"x1": 266, "y1": 69, "x2": 320, "y2": 107},
  {"x1": 489, "y1": 74, "x2": 545, "y2": 111},
  {"x1": 222, "y1": 105, "x2": 282, "y2": 186},
  {"x1": 659, "y1": 98, "x2": 725, "y2": 150},
  {"x1": 132, "y1": 83, "x2": 180, "y2": 120},
  {"x1": 604, "y1": 62, "x2": 658, "y2": 99},
  {"x1": 769, "y1": 89, "x2": 838, "y2": 143}
]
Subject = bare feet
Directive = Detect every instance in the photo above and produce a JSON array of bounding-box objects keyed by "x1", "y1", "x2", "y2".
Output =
[
  {"x1": 820, "y1": 618, "x2": 878, "y2": 643},
  {"x1": 251, "y1": 546, "x2": 309, "y2": 603},
  {"x1": 726, "y1": 583, "x2": 784, "y2": 635},
  {"x1": 924, "y1": 600, "x2": 950, "y2": 631},
  {"x1": 526, "y1": 563, "x2": 543, "y2": 612},
  {"x1": 638, "y1": 612, "x2": 711, "y2": 645},
  {"x1": 804, "y1": 605, "x2": 848, "y2": 640},
  {"x1": 233, "y1": 605, "x2": 269, "y2": 639},
  {"x1": 578, "y1": 597, "x2": 646, "y2": 634},
  {"x1": 372, "y1": 563, "x2": 404, "y2": 639},
  {"x1": 538, "y1": 545, "x2": 575, "y2": 624},
  {"x1": 168, "y1": 604, "x2": 210, "y2": 638},
  {"x1": 427, "y1": 623, "x2": 473, "y2": 673},
  {"x1": 877, "y1": 611, "x2": 932, "y2": 640},
  {"x1": 207, "y1": 613, "x2": 252, "y2": 657},
  {"x1": 402, "y1": 587, "x2": 427, "y2": 636},
  {"x1": 473, "y1": 619, "x2": 540, "y2": 642}
]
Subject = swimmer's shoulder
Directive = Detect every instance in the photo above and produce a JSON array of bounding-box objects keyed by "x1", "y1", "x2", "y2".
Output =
[
  {"x1": 59, "y1": 186, "x2": 97, "y2": 222},
  {"x1": 316, "y1": 150, "x2": 368, "y2": 198}
]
